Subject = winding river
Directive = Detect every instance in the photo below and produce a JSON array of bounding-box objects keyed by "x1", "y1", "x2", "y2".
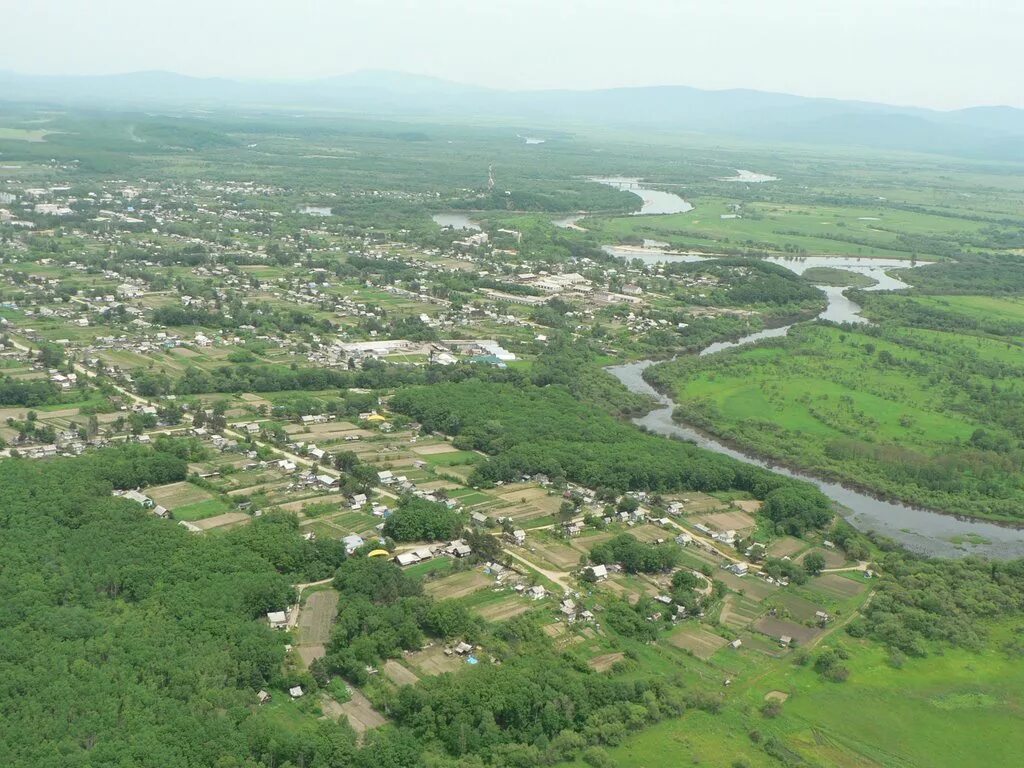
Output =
[
  {"x1": 591, "y1": 177, "x2": 694, "y2": 215},
  {"x1": 607, "y1": 255, "x2": 1024, "y2": 559}
]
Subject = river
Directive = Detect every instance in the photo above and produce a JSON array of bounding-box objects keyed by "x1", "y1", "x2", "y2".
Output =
[
  {"x1": 606, "y1": 256, "x2": 1024, "y2": 558},
  {"x1": 432, "y1": 213, "x2": 481, "y2": 231},
  {"x1": 591, "y1": 177, "x2": 694, "y2": 215}
]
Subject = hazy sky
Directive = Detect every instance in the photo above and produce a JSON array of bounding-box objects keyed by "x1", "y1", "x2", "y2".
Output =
[{"x1": 2, "y1": 0, "x2": 1021, "y2": 109}]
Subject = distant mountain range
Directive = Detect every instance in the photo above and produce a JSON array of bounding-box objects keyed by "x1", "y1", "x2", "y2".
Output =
[{"x1": 2, "y1": 69, "x2": 1023, "y2": 160}]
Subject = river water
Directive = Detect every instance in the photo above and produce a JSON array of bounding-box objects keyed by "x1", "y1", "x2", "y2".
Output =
[
  {"x1": 432, "y1": 213, "x2": 481, "y2": 231},
  {"x1": 606, "y1": 254, "x2": 1024, "y2": 558},
  {"x1": 591, "y1": 177, "x2": 694, "y2": 215}
]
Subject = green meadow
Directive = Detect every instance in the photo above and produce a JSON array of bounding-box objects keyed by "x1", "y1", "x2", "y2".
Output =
[{"x1": 649, "y1": 318, "x2": 1024, "y2": 521}]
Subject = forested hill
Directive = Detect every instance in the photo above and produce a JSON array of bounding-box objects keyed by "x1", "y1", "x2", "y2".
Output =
[{"x1": 2, "y1": 69, "x2": 1023, "y2": 159}]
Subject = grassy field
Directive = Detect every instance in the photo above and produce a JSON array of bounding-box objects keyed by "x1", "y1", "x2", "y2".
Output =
[
  {"x1": 652, "y1": 319, "x2": 1024, "y2": 520},
  {"x1": 584, "y1": 197, "x2": 997, "y2": 260},
  {"x1": 172, "y1": 498, "x2": 233, "y2": 521}
]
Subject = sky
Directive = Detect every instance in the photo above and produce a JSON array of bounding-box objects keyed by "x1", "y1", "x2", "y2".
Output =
[{"x1": 2, "y1": 0, "x2": 1021, "y2": 110}]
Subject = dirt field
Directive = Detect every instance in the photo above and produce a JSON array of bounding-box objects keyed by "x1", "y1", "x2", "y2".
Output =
[
  {"x1": 296, "y1": 590, "x2": 339, "y2": 668},
  {"x1": 666, "y1": 626, "x2": 730, "y2": 659},
  {"x1": 407, "y1": 645, "x2": 464, "y2": 676},
  {"x1": 339, "y1": 688, "x2": 388, "y2": 733},
  {"x1": 423, "y1": 570, "x2": 492, "y2": 599},
  {"x1": 411, "y1": 443, "x2": 460, "y2": 455},
  {"x1": 692, "y1": 510, "x2": 756, "y2": 533},
  {"x1": 733, "y1": 499, "x2": 764, "y2": 514},
  {"x1": 192, "y1": 512, "x2": 250, "y2": 531},
  {"x1": 475, "y1": 595, "x2": 531, "y2": 622},
  {"x1": 382, "y1": 659, "x2": 420, "y2": 687},
  {"x1": 765, "y1": 690, "x2": 790, "y2": 703},
  {"x1": 588, "y1": 652, "x2": 625, "y2": 672},
  {"x1": 753, "y1": 617, "x2": 822, "y2": 645}
]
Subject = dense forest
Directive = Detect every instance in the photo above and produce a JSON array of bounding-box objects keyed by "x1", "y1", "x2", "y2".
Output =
[{"x1": 0, "y1": 447, "x2": 297, "y2": 768}]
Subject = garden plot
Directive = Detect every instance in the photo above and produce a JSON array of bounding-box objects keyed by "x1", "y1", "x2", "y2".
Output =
[
  {"x1": 277, "y1": 494, "x2": 344, "y2": 514},
  {"x1": 423, "y1": 570, "x2": 492, "y2": 599},
  {"x1": 411, "y1": 443, "x2": 461, "y2": 455},
  {"x1": 295, "y1": 590, "x2": 339, "y2": 668},
  {"x1": 527, "y1": 539, "x2": 585, "y2": 570},
  {"x1": 692, "y1": 509, "x2": 757, "y2": 534},
  {"x1": 629, "y1": 524, "x2": 671, "y2": 543},
  {"x1": 474, "y1": 595, "x2": 532, "y2": 622},
  {"x1": 771, "y1": 592, "x2": 825, "y2": 623},
  {"x1": 146, "y1": 481, "x2": 215, "y2": 509},
  {"x1": 666, "y1": 626, "x2": 730, "y2": 659},
  {"x1": 382, "y1": 659, "x2": 420, "y2": 687},
  {"x1": 668, "y1": 492, "x2": 728, "y2": 513},
  {"x1": 797, "y1": 546, "x2": 849, "y2": 569},
  {"x1": 767, "y1": 536, "x2": 808, "y2": 559},
  {"x1": 406, "y1": 645, "x2": 465, "y2": 676},
  {"x1": 733, "y1": 499, "x2": 763, "y2": 514},
  {"x1": 716, "y1": 570, "x2": 778, "y2": 600},
  {"x1": 753, "y1": 616, "x2": 822, "y2": 645},
  {"x1": 812, "y1": 573, "x2": 868, "y2": 600},
  {"x1": 338, "y1": 689, "x2": 388, "y2": 734},
  {"x1": 588, "y1": 652, "x2": 625, "y2": 672},
  {"x1": 192, "y1": 512, "x2": 250, "y2": 531},
  {"x1": 719, "y1": 593, "x2": 764, "y2": 630}
]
